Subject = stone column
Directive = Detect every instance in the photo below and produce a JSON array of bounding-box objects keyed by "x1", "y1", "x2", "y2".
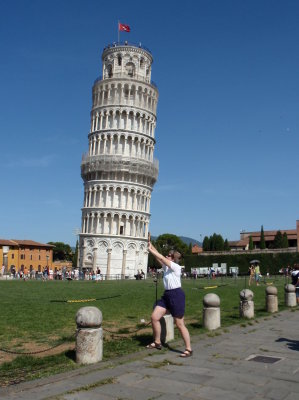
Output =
[
  {"x1": 92, "y1": 189, "x2": 96, "y2": 207},
  {"x1": 239, "y1": 289, "x2": 254, "y2": 319},
  {"x1": 160, "y1": 314, "x2": 174, "y2": 344},
  {"x1": 126, "y1": 112, "x2": 129, "y2": 129},
  {"x1": 81, "y1": 246, "x2": 86, "y2": 269},
  {"x1": 106, "y1": 248, "x2": 112, "y2": 278},
  {"x1": 76, "y1": 306, "x2": 103, "y2": 364},
  {"x1": 111, "y1": 188, "x2": 115, "y2": 208},
  {"x1": 99, "y1": 189, "x2": 103, "y2": 207},
  {"x1": 124, "y1": 137, "x2": 128, "y2": 155},
  {"x1": 133, "y1": 193, "x2": 137, "y2": 210},
  {"x1": 266, "y1": 286, "x2": 278, "y2": 313},
  {"x1": 285, "y1": 284, "x2": 296, "y2": 307},
  {"x1": 203, "y1": 293, "x2": 221, "y2": 331},
  {"x1": 92, "y1": 248, "x2": 98, "y2": 272},
  {"x1": 103, "y1": 216, "x2": 107, "y2": 234},
  {"x1": 145, "y1": 222, "x2": 149, "y2": 238},
  {"x1": 135, "y1": 251, "x2": 140, "y2": 274},
  {"x1": 90, "y1": 213, "x2": 95, "y2": 233},
  {"x1": 109, "y1": 134, "x2": 113, "y2": 153},
  {"x1": 121, "y1": 250, "x2": 127, "y2": 278}
]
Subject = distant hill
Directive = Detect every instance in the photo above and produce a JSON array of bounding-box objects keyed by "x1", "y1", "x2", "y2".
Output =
[
  {"x1": 179, "y1": 236, "x2": 202, "y2": 246},
  {"x1": 151, "y1": 235, "x2": 202, "y2": 247}
]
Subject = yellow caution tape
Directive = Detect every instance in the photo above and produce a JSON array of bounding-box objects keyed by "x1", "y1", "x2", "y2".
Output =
[
  {"x1": 204, "y1": 286, "x2": 218, "y2": 289},
  {"x1": 67, "y1": 299, "x2": 96, "y2": 303}
]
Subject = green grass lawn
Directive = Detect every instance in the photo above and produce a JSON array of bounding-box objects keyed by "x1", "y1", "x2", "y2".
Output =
[{"x1": 0, "y1": 275, "x2": 295, "y2": 386}]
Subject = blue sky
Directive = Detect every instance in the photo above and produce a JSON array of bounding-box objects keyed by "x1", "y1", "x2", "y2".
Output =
[{"x1": 1, "y1": 0, "x2": 299, "y2": 246}]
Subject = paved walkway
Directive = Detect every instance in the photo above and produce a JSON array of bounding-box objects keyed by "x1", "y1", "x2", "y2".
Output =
[{"x1": 1, "y1": 309, "x2": 299, "y2": 400}]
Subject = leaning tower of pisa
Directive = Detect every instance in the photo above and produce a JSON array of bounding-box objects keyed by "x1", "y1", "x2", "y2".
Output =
[{"x1": 79, "y1": 41, "x2": 159, "y2": 279}]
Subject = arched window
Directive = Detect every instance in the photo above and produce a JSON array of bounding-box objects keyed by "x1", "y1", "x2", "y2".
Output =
[
  {"x1": 125, "y1": 62, "x2": 135, "y2": 77},
  {"x1": 140, "y1": 58, "x2": 144, "y2": 68},
  {"x1": 107, "y1": 64, "x2": 113, "y2": 78},
  {"x1": 118, "y1": 54, "x2": 122, "y2": 66}
]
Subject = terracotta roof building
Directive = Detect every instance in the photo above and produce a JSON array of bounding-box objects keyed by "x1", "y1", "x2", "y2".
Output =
[
  {"x1": 228, "y1": 220, "x2": 299, "y2": 252},
  {"x1": 0, "y1": 239, "x2": 54, "y2": 275},
  {"x1": 192, "y1": 244, "x2": 203, "y2": 254}
]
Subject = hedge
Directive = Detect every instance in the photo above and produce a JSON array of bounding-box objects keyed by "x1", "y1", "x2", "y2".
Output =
[{"x1": 184, "y1": 252, "x2": 299, "y2": 275}]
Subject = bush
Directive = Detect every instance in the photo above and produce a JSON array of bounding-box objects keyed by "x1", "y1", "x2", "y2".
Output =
[{"x1": 184, "y1": 252, "x2": 299, "y2": 275}]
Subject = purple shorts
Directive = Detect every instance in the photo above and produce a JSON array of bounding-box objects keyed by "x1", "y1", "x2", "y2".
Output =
[{"x1": 157, "y1": 288, "x2": 185, "y2": 318}]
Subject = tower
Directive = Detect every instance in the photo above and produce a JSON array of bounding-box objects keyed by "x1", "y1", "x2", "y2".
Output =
[{"x1": 79, "y1": 41, "x2": 159, "y2": 279}]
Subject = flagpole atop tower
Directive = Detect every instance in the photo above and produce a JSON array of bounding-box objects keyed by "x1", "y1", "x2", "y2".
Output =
[{"x1": 118, "y1": 20, "x2": 120, "y2": 43}]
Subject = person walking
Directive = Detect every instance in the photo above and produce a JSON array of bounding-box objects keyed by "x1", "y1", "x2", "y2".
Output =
[
  {"x1": 255, "y1": 264, "x2": 261, "y2": 286},
  {"x1": 291, "y1": 264, "x2": 299, "y2": 305},
  {"x1": 146, "y1": 240, "x2": 192, "y2": 358}
]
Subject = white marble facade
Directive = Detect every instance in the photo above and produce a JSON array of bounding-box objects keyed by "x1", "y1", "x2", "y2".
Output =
[{"x1": 79, "y1": 42, "x2": 159, "y2": 278}]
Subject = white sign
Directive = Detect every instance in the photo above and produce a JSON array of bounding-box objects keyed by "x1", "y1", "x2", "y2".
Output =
[{"x1": 2, "y1": 246, "x2": 9, "y2": 254}]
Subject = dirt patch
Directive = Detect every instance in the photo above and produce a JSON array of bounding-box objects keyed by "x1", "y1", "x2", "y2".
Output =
[{"x1": 0, "y1": 341, "x2": 75, "y2": 365}]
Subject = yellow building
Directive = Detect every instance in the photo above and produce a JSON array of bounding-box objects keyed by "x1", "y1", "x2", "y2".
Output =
[{"x1": 0, "y1": 239, "x2": 54, "y2": 274}]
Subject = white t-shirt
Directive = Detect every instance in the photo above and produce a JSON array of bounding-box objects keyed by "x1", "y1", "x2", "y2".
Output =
[
  {"x1": 163, "y1": 261, "x2": 181, "y2": 290},
  {"x1": 291, "y1": 270, "x2": 299, "y2": 285}
]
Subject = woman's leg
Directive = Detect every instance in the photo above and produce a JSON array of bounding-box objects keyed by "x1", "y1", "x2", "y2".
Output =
[
  {"x1": 151, "y1": 306, "x2": 167, "y2": 344},
  {"x1": 174, "y1": 316, "x2": 191, "y2": 351}
]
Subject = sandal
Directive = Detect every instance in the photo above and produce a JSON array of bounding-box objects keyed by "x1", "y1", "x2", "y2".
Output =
[
  {"x1": 146, "y1": 342, "x2": 162, "y2": 350},
  {"x1": 180, "y1": 349, "x2": 193, "y2": 358}
]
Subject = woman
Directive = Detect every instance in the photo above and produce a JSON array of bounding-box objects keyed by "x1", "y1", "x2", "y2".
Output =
[
  {"x1": 147, "y1": 241, "x2": 192, "y2": 357},
  {"x1": 249, "y1": 265, "x2": 255, "y2": 286}
]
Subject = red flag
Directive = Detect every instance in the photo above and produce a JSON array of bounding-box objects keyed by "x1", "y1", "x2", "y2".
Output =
[{"x1": 119, "y1": 22, "x2": 130, "y2": 32}]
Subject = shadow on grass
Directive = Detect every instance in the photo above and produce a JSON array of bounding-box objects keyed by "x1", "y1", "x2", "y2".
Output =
[
  {"x1": 133, "y1": 334, "x2": 153, "y2": 346},
  {"x1": 65, "y1": 349, "x2": 76, "y2": 361},
  {"x1": 189, "y1": 322, "x2": 202, "y2": 329}
]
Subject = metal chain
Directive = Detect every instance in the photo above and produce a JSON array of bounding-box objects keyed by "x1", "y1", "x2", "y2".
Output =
[
  {"x1": 0, "y1": 334, "x2": 76, "y2": 355},
  {"x1": 103, "y1": 321, "x2": 152, "y2": 337},
  {"x1": 0, "y1": 342, "x2": 67, "y2": 356},
  {"x1": 0, "y1": 323, "x2": 152, "y2": 354}
]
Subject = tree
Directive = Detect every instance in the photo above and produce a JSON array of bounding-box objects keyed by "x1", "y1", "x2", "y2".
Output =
[
  {"x1": 249, "y1": 236, "x2": 254, "y2": 250},
  {"x1": 147, "y1": 234, "x2": 190, "y2": 269},
  {"x1": 203, "y1": 233, "x2": 227, "y2": 251},
  {"x1": 260, "y1": 225, "x2": 266, "y2": 249},
  {"x1": 273, "y1": 230, "x2": 283, "y2": 249},
  {"x1": 155, "y1": 234, "x2": 189, "y2": 258},
  {"x1": 224, "y1": 239, "x2": 230, "y2": 251},
  {"x1": 48, "y1": 242, "x2": 73, "y2": 261},
  {"x1": 214, "y1": 234, "x2": 224, "y2": 251},
  {"x1": 282, "y1": 232, "x2": 289, "y2": 248},
  {"x1": 203, "y1": 236, "x2": 210, "y2": 251}
]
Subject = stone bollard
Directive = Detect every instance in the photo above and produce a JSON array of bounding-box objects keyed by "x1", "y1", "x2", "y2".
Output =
[
  {"x1": 160, "y1": 314, "x2": 174, "y2": 343},
  {"x1": 76, "y1": 306, "x2": 103, "y2": 364},
  {"x1": 239, "y1": 289, "x2": 254, "y2": 319},
  {"x1": 203, "y1": 293, "x2": 221, "y2": 330},
  {"x1": 284, "y1": 284, "x2": 297, "y2": 307},
  {"x1": 266, "y1": 286, "x2": 278, "y2": 313}
]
